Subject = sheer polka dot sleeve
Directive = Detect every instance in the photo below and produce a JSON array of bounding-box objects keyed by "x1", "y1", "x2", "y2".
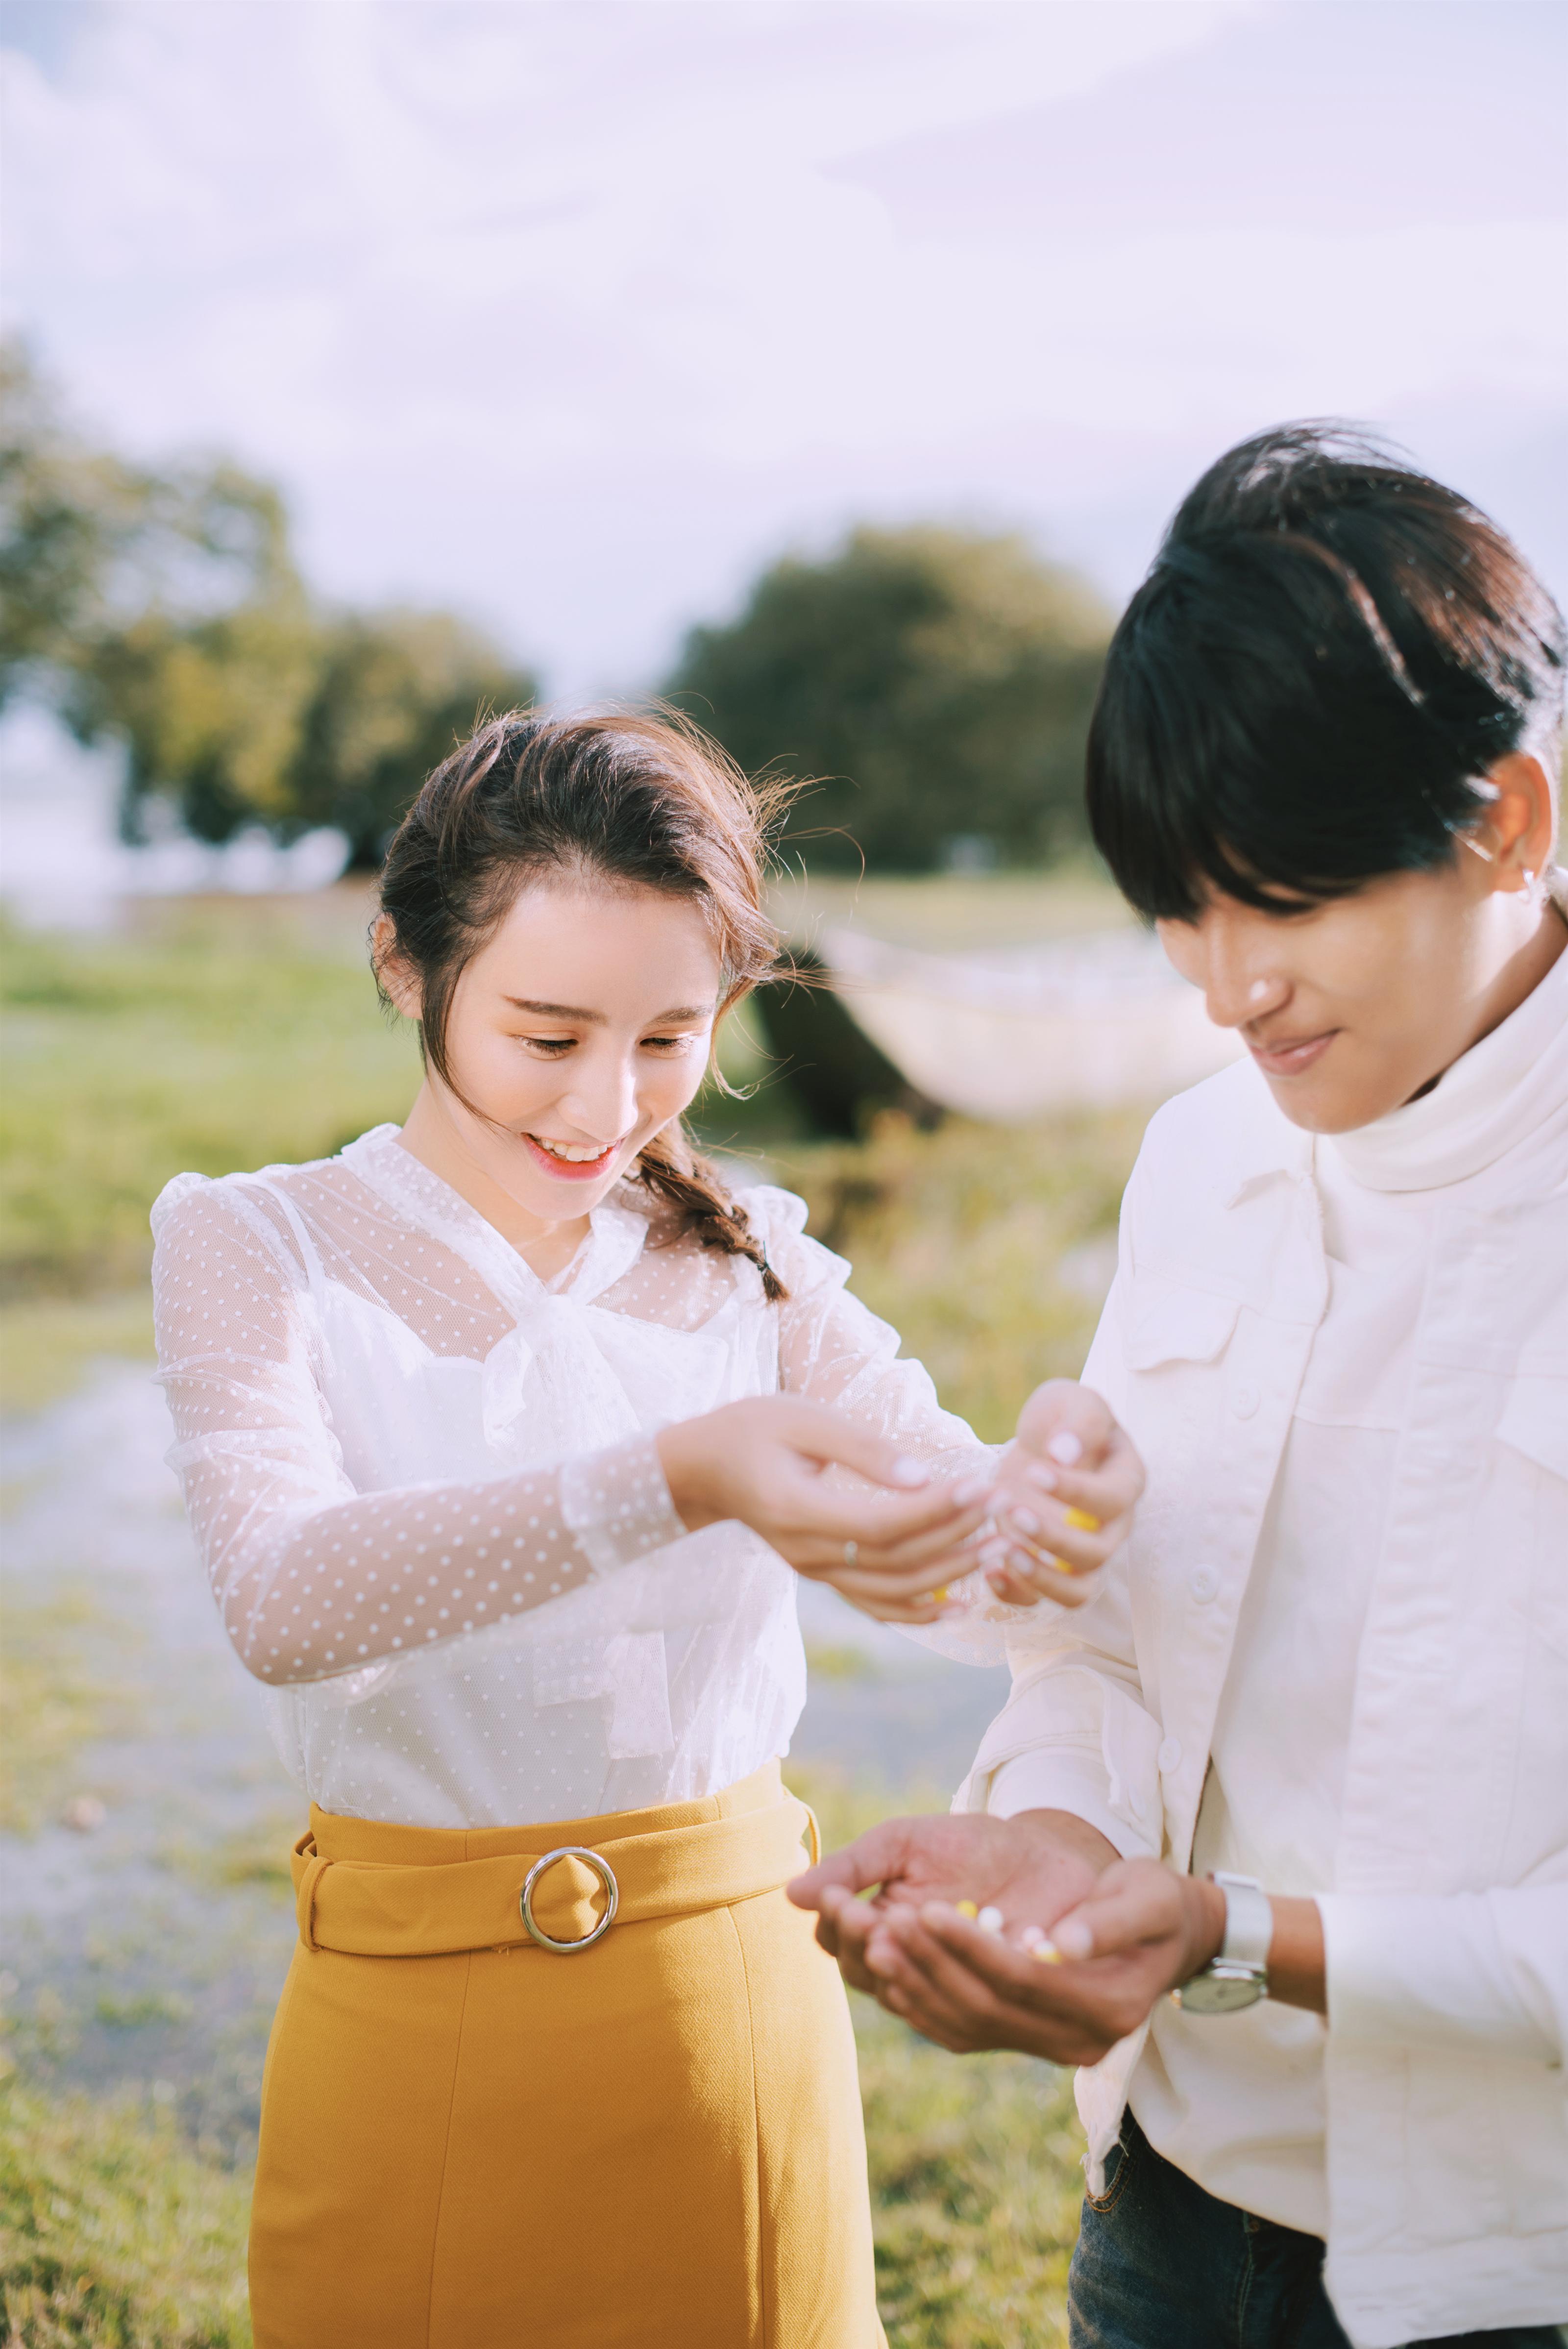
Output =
[
  {"x1": 742, "y1": 1186, "x2": 993, "y2": 1479},
  {"x1": 151, "y1": 1179, "x2": 686, "y2": 1687},
  {"x1": 743, "y1": 1185, "x2": 1018, "y2": 1661}
]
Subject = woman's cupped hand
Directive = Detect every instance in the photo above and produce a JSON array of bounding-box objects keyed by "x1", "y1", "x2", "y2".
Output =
[
  {"x1": 656, "y1": 1398, "x2": 994, "y2": 1623},
  {"x1": 978, "y1": 1379, "x2": 1145, "y2": 1611}
]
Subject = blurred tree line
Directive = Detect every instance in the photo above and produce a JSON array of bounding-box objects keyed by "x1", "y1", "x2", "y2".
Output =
[
  {"x1": 3, "y1": 340, "x2": 1112, "y2": 871},
  {"x1": 0, "y1": 342, "x2": 534, "y2": 865}
]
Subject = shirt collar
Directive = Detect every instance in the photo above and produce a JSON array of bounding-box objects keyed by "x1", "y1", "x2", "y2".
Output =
[
  {"x1": 339, "y1": 1126, "x2": 651, "y2": 1309},
  {"x1": 1219, "y1": 876, "x2": 1568, "y2": 1205},
  {"x1": 1324, "y1": 894, "x2": 1568, "y2": 1195}
]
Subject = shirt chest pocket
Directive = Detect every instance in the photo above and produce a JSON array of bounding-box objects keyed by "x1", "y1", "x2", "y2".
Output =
[{"x1": 1123, "y1": 1286, "x2": 1248, "y2": 1485}]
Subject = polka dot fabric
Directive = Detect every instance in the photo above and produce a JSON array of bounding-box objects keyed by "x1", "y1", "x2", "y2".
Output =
[{"x1": 151, "y1": 1124, "x2": 993, "y2": 1828}]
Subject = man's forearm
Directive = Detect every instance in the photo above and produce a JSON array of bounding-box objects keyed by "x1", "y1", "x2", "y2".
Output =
[{"x1": 1267, "y1": 1895, "x2": 1326, "y2": 2015}]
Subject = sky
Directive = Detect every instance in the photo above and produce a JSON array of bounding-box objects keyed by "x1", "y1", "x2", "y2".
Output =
[{"x1": 3, "y1": 0, "x2": 1565, "y2": 699}]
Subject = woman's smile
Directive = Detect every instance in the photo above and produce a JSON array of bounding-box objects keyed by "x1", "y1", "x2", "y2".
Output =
[{"x1": 519, "y1": 1130, "x2": 627, "y2": 1181}]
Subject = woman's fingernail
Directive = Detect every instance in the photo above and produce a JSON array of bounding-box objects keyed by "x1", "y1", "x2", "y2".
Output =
[
  {"x1": 1009, "y1": 1508, "x2": 1042, "y2": 1536},
  {"x1": 953, "y1": 1476, "x2": 993, "y2": 1507},
  {"x1": 930, "y1": 1585, "x2": 950, "y2": 1604},
  {"x1": 1054, "y1": 1919, "x2": 1094, "y2": 1960},
  {"x1": 1007, "y1": 1546, "x2": 1038, "y2": 1572},
  {"x1": 890, "y1": 1457, "x2": 930, "y2": 1487},
  {"x1": 1025, "y1": 1464, "x2": 1058, "y2": 1493},
  {"x1": 977, "y1": 1905, "x2": 1004, "y2": 1934},
  {"x1": 1064, "y1": 1507, "x2": 1101, "y2": 1533},
  {"x1": 1019, "y1": 1924, "x2": 1045, "y2": 1951},
  {"x1": 1048, "y1": 1432, "x2": 1084, "y2": 1466},
  {"x1": 1032, "y1": 1941, "x2": 1064, "y2": 1965}
]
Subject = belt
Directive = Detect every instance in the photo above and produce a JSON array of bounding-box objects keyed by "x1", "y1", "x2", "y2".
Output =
[{"x1": 291, "y1": 1792, "x2": 820, "y2": 1959}]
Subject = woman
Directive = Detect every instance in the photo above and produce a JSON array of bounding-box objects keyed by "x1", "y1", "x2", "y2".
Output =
[{"x1": 152, "y1": 709, "x2": 1139, "y2": 2349}]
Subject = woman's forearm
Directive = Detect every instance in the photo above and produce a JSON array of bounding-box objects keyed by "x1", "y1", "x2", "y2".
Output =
[{"x1": 203, "y1": 1437, "x2": 684, "y2": 1685}]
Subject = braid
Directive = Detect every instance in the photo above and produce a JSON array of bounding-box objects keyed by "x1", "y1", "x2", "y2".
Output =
[{"x1": 634, "y1": 1125, "x2": 786, "y2": 1304}]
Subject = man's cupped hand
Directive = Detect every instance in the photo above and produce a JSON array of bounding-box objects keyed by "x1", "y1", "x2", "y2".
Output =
[{"x1": 789, "y1": 1813, "x2": 1225, "y2": 2067}]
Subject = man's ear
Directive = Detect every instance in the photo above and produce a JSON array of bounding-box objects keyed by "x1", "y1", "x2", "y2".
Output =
[
  {"x1": 1472, "y1": 751, "x2": 1559, "y2": 890},
  {"x1": 370, "y1": 915, "x2": 422, "y2": 1021}
]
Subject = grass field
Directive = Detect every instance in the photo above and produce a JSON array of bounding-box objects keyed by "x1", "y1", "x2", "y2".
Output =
[
  {"x1": 0, "y1": 888, "x2": 1150, "y2": 2345},
  {"x1": 0, "y1": 889, "x2": 1139, "y2": 1423}
]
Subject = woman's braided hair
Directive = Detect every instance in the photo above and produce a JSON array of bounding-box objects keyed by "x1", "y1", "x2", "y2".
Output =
[{"x1": 374, "y1": 707, "x2": 792, "y2": 1300}]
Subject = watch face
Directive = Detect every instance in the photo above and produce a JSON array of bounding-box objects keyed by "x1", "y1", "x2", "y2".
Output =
[{"x1": 1175, "y1": 1971, "x2": 1266, "y2": 2016}]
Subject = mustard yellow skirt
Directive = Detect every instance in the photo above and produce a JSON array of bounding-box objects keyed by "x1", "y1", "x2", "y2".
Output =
[{"x1": 250, "y1": 1763, "x2": 884, "y2": 2349}]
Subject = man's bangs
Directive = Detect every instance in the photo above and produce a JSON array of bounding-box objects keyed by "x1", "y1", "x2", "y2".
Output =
[{"x1": 1087, "y1": 649, "x2": 1364, "y2": 923}]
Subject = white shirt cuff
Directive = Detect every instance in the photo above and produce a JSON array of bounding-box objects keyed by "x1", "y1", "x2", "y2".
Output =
[
  {"x1": 1318, "y1": 1889, "x2": 1565, "y2": 2065},
  {"x1": 985, "y1": 1749, "x2": 1159, "y2": 1860},
  {"x1": 559, "y1": 1435, "x2": 687, "y2": 1579}
]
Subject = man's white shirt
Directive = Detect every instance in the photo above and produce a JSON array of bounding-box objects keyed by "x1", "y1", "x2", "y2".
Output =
[{"x1": 958, "y1": 919, "x2": 1568, "y2": 2349}]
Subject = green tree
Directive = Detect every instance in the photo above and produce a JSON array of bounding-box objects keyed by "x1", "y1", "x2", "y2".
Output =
[
  {"x1": 2, "y1": 338, "x2": 319, "y2": 838},
  {"x1": 666, "y1": 525, "x2": 1112, "y2": 871},
  {"x1": 0, "y1": 340, "x2": 144, "y2": 691},
  {"x1": 0, "y1": 341, "x2": 295, "y2": 713},
  {"x1": 287, "y1": 609, "x2": 537, "y2": 865},
  {"x1": 0, "y1": 342, "x2": 535, "y2": 860},
  {"x1": 79, "y1": 577, "x2": 322, "y2": 844}
]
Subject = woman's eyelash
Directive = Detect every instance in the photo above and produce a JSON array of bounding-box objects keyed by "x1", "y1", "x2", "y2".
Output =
[{"x1": 518, "y1": 1033, "x2": 694, "y2": 1055}]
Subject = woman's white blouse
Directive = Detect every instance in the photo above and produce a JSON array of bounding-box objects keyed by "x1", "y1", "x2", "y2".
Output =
[{"x1": 151, "y1": 1127, "x2": 986, "y2": 1828}]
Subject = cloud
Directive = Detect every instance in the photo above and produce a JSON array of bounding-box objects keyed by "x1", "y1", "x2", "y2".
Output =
[{"x1": 3, "y1": 0, "x2": 1562, "y2": 693}]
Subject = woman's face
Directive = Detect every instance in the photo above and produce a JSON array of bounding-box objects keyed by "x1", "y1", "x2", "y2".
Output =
[
  {"x1": 1155, "y1": 768, "x2": 1557, "y2": 1134},
  {"x1": 401, "y1": 877, "x2": 723, "y2": 1220}
]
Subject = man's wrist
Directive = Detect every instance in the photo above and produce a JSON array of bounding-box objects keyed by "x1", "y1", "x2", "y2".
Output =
[
  {"x1": 1185, "y1": 1874, "x2": 1229, "y2": 1978},
  {"x1": 1015, "y1": 1808, "x2": 1121, "y2": 1876}
]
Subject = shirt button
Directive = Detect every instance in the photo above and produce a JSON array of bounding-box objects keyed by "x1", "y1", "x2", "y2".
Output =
[
  {"x1": 1232, "y1": 1384, "x2": 1260, "y2": 1419},
  {"x1": 1157, "y1": 1736, "x2": 1183, "y2": 1775},
  {"x1": 1189, "y1": 1566, "x2": 1219, "y2": 1603}
]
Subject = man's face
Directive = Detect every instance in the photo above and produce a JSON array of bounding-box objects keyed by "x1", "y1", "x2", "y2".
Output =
[{"x1": 1154, "y1": 852, "x2": 1516, "y2": 1133}]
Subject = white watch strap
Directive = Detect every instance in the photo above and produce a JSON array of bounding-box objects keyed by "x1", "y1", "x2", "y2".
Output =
[{"x1": 1213, "y1": 1871, "x2": 1273, "y2": 1972}]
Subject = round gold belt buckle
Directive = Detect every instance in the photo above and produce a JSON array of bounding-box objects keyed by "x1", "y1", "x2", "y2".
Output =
[{"x1": 519, "y1": 1845, "x2": 619, "y2": 1953}]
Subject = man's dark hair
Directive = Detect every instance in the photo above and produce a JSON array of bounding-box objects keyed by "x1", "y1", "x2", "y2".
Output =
[{"x1": 1085, "y1": 423, "x2": 1565, "y2": 919}]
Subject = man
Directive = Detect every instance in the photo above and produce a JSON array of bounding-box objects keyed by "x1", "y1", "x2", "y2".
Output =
[{"x1": 792, "y1": 426, "x2": 1568, "y2": 2349}]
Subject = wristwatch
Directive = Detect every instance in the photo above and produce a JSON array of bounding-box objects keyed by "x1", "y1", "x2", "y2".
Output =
[{"x1": 1172, "y1": 1871, "x2": 1272, "y2": 2014}]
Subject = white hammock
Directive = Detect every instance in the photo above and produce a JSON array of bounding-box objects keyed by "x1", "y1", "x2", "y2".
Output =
[{"x1": 819, "y1": 924, "x2": 1243, "y2": 1121}]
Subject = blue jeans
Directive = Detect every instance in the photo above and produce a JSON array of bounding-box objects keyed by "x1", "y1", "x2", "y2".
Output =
[{"x1": 1068, "y1": 2110, "x2": 1566, "y2": 2349}]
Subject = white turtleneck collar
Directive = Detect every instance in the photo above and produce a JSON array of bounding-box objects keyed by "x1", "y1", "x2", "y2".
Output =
[{"x1": 1323, "y1": 888, "x2": 1568, "y2": 1196}]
